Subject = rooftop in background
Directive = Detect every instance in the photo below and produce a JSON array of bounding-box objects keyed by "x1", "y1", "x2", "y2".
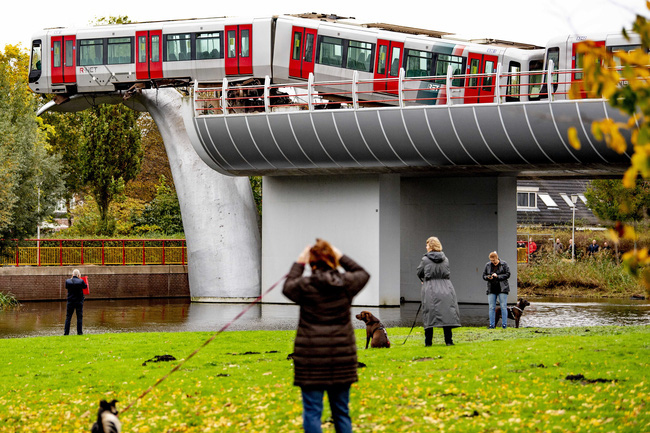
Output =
[{"x1": 517, "y1": 179, "x2": 600, "y2": 227}]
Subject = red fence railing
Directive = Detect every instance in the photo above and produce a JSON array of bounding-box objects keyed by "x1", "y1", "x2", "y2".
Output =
[{"x1": 0, "y1": 239, "x2": 187, "y2": 267}]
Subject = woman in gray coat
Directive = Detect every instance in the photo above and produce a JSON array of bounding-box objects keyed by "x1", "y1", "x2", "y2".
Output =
[{"x1": 416, "y1": 236, "x2": 461, "y2": 346}]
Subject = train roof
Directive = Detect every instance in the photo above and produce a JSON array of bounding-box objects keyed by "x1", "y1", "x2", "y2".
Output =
[{"x1": 289, "y1": 12, "x2": 541, "y2": 49}]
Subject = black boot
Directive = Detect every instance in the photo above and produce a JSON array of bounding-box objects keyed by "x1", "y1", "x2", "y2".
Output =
[
  {"x1": 424, "y1": 328, "x2": 433, "y2": 347},
  {"x1": 443, "y1": 326, "x2": 454, "y2": 346}
]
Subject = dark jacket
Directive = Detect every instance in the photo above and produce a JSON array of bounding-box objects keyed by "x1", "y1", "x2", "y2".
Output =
[
  {"x1": 482, "y1": 260, "x2": 510, "y2": 295},
  {"x1": 65, "y1": 276, "x2": 87, "y2": 302},
  {"x1": 416, "y1": 251, "x2": 461, "y2": 328},
  {"x1": 283, "y1": 255, "x2": 370, "y2": 388}
]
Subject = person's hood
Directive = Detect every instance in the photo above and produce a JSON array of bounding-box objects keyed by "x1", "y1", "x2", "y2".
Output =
[
  {"x1": 424, "y1": 251, "x2": 446, "y2": 263},
  {"x1": 310, "y1": 268, "x2": 345, "y2": 290}
]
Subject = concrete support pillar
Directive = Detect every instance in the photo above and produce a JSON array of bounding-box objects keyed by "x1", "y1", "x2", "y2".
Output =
[
  {"x1": 262, "y1": 174, "x2": 401, "y2": 306},
  {"x1": 400, "y1": 176, "x2": 517, "y2": 304},
  {"x1": 136, "y1": 89, "x2": 261, "y2": 301}
]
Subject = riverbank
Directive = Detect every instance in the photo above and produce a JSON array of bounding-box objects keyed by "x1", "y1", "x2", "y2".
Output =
[
  {"x1": 0, "y1": 326, "x2": 648, "y2": 432},
  {"x1": 0, "y1": 265, "x2": 189, "y2": 301},
  {"x1": 517, "y1": 253, "x2": 648, "y2": 299}
]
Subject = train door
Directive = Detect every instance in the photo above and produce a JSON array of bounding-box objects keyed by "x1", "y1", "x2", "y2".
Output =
[
  {"x1": 572, "y1": 40, "x2": 605, "y2": 98},
  {"x1": 464, "y1": 52, "x2": 498, "y2": 103},
  {"x1": 136, "y1": 30, "x2": 163, "y2": 80},
  {"x1": 374, "y1": 39, "x2": 404, "y2": 94},
  {"x1": 51, "y1": 35, "x2": 76, "y2": 84},
  {"x1": 225, "y1": 24, "x2": 253, "y2": 75},
  {"x1": 289, "y1": 26, "x2": 317, "y2": 79}
]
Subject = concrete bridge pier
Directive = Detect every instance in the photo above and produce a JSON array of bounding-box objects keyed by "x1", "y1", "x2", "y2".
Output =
[
  {"x1": 262, "y1": 174, "x2": 517, "y2": 306},
  {"x1": 136, "y1": 89, "x2": 261, "y2": 302}
]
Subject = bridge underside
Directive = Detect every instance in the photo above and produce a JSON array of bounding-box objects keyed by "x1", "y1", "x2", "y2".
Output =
[{"x1": 184, "y1": 99, "x2": 632, "y2": 179}]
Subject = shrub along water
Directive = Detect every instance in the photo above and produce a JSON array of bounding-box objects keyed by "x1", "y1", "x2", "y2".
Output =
[
  {"x1": 518, "y1": 250, "x2": 647, "y2": 298},
  {"x1": 0, "y1": 326, "x2": 648, "y2": 432},
  {"x1": 0, "y1": 292, "x2": 18, "y2": 310}
]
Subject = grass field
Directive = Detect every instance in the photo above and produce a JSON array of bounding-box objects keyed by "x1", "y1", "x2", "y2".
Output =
[{"x1": 0, "y1": 325, "x2": 648, "y2": 432}]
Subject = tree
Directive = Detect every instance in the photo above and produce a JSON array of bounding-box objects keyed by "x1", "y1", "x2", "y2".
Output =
[
  {"x1": 80, "y1": 104, "x2": 143, "y2": 235},
  {"x1": 124, "y1": 114, "x2": 175, "y2": 202},
  {"x1": 0, "y1": 44, "x2": 63, "y2": 254},
  {"x1": 584, "y1": 179, "x2": 650, "y2": 224},
  {"x1": 569, "y1": 5, "x2": 650, "y2": 292},
  {"x1": 41, "y1": 111, "x2": 85, "y2": 226},
  {"x1": 132, "y1": 176, "x2": 184, "y2": 235}
]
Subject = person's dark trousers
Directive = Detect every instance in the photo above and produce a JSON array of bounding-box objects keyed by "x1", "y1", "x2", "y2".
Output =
[
  {"x1": 443, "y1": 326, "x2": 453, "y2": 345},
  {"x1": 424, "y1": 327, "x2": 433, "y2": 346},
  {"x1": 301, "y1": 385, "x2": 352, "y2": 433},
  {"x1": 64, "y1": 300, "x2": 84, "y2": 335}
]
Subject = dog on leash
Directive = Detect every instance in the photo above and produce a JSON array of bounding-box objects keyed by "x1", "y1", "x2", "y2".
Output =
[
  {"x1": 355, "y1": 311, "x2": 391, "y2": 349},
  {"x1": 495, "y1": 298, "x2": 530, "y2": 328},
  {"x1": 91, "y1": 399, "x2": 121, "y2": 433}
]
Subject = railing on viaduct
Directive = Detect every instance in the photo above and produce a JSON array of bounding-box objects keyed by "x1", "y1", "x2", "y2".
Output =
[
  {"x1": 193, "y1": 63, "x2": 586, "y2": 116},
  {"x1": 0, "y1": 239, "x2": 187, "y2": 267}
]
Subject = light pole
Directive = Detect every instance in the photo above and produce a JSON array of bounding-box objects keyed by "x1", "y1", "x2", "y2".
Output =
[{"x1": 571, "y1": 194, "x2": 578, "y2": 260}]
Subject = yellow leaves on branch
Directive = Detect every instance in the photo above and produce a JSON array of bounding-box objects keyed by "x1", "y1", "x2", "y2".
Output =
[{"x1": 591, "y1": 119, "x2": 628, "y2": 154}]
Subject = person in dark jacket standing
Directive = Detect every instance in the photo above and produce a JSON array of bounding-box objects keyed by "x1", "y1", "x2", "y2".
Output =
[
  {"x1": 416, "y1": 236, "x2": 461, "y2": 347},
  {"x1": 283, "y1": 239, "x2": 370, "y2": 433},
  {"x1": 482, "y1": 251, "x2": 510, "y2": 329},
  {"x1": 64, "y1": 269, "x2": 87, "y2": 335}
]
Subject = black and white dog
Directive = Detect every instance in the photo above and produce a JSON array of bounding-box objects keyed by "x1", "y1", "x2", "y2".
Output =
[{"x1": 91, "y1": 400, "x2": 121, "y2": 433}]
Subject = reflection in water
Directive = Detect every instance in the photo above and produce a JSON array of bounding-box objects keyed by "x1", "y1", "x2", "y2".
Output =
[{"x1": 0, "y1": 297, "x2": 648, "y2": 339}]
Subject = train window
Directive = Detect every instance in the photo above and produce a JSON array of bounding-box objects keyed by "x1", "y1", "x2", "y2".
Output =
[
  {"x1": 151, "y1": 36, "x2": 160, "y2": 63},
  {"x1": 292, "y1": 32, "x2": 302, "y2": 60},
  {"x1": 346, "y1": 40, "x2": 373, "y2": 72},
  {"x1": 227, "y1": 30, "x2": 236, "y2": 58},
  {"x1": 166, "y1": 34, "x2": 192, "y2": 61},
  {"x1": 318, "y1": 36, "x2": 343, "y2": 67},
  {"x1": 30, "y1": 40, "x2": 41, "y2": 71},
  {"x1": 609, "y1": 44, "x2": 639, "y2": 67},
  {"x1": 304, "y1": 33, "x2": 314, "y2": 62},
  {"x1": 546, "y1": 47, "x2": 559, "y2": 91},
  {"x1": 506, "y1": 61, "x2": 521, "y2": 102},
  {"x1": 377, "y1": 45, "x2": 387, "y2": 75},
  {"x1": 528, "y1": 59, "x2": 543, "y2": 101},
  {"x1": 468, "y1": 58, "x2": 479, "y2": 87},
  {"x1": 482, "y1": 60, "x2": 495, "y2": 91},
  {"x1": 196, "y1": 32, "x2": 222, "y2": 60},
  {"x1": 435, "y1": 54, "x2": 464, "y2": 86},
  {"x1": 53, "y1": 40, "x2": 61, "y2": 68},
  {"x1": 388, "y1": 46, "x2": 401, "y2": 77},
  {"x1": 108, "y1": 37, "x2": 132, "y2": 64},
  {"x1": 241, "y1": 29, "x2": 250, "y2": 58},
  {"x1": 65, "y1": 40, "x2": 74, "y2": 67},
  {"x1": 79, "y1": 39, "x2": 104, "y2": 66},
  {"x1": 405, "y1": 49, "x2": 432, "y2": 77},
  {"x1": 138, "y1": 36, "x2": 147, "y2": 63}
]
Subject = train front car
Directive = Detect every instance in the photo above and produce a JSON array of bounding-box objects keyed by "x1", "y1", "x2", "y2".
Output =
[{"x1": 28, "y1": 34, "x2": 47, "y2": 94}]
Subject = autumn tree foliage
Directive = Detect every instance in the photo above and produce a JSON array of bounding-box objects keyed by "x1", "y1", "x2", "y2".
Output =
[
  {"x1": 80, "y1": 104, "x2": 143, "y2": 235},
  {"x1": 0, "y1": 45, "x2": 63, "y2": 253},
  {"x1": 569, "y1": 2, "x2": 650, "y2": 292}
]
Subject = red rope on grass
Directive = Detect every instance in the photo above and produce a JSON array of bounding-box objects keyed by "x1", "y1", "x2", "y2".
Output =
[{"x1": 120, "y1": 273, "x2": 288, "y2": 414}]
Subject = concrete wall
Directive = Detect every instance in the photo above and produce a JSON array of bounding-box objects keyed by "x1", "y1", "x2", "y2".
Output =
[
  {"x1": 261, "y1": 174, "x2": 517, "y2": 306},
  {"x1": 400, "y1": 176, "x2": 517, "y2": 304},
  {"x1": 0, "y1": 266, "x2": 189, "y2": 301},
  {"x1": 262, "y1": 174, "x2": 401, "y2": 306}
]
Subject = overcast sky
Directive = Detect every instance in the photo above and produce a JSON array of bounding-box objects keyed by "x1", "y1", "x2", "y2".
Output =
[{"x1": 3, "y1": 0, "x2": 648, "y2": 50}]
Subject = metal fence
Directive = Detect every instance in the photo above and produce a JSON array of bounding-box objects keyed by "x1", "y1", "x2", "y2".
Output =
[{"x1": 0, "y1": 239, "x2": 187, "y2": 267}]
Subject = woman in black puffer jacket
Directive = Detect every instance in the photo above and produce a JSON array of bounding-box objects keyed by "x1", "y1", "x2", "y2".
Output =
[{"x1": 283, "y1": 239, "x2": 370, "y2": 433}]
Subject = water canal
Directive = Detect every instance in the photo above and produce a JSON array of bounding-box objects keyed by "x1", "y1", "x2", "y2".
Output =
[{"x1": 1, "y1": 297, "x2": 648, "y2": 339}]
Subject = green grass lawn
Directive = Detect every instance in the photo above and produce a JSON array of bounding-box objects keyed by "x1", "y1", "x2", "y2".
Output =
[{"x1": 0, "y1": 326, "x2": 648, "y2": 432}]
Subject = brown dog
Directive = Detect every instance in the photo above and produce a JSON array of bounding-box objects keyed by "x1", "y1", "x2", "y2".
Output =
[
  {"x1": 355, "y1": 311, "x2": 390, "y2": 349},
  {"x1": 495, "y1": 298, "x2": 530, "y2": 328}
]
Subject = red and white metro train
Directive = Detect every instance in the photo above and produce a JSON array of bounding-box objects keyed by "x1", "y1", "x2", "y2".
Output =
[{"x1": 28, "y1": 13, "x2": 640, "y2": 105}]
